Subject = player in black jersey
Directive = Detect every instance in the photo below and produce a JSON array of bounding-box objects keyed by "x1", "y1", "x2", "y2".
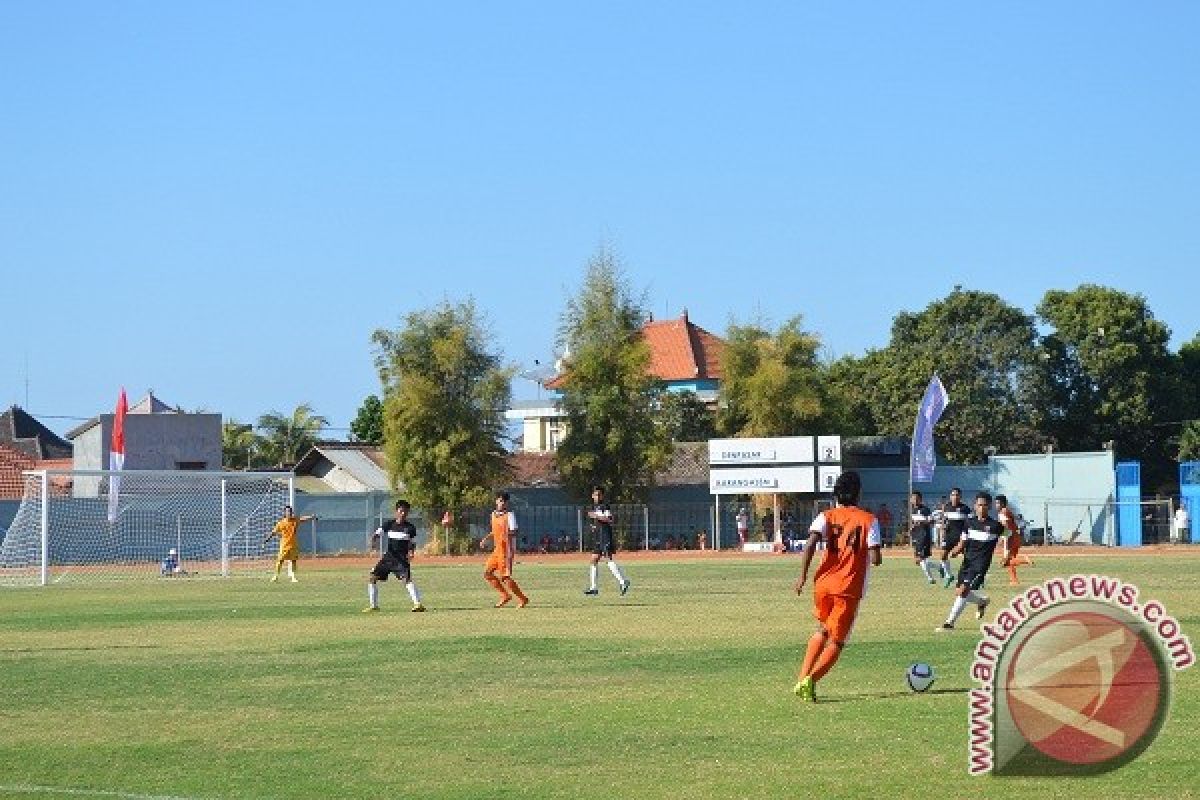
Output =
[
  {"x1": 583, "y1": 486, "x2": 630, "y2": 596},
  {"x1": 363, "y1": 500, "x2": 426, "y2": 612},
  {"x1": 936, "y1": 492, "x2": 1003, "y2": 631},
  {"x1": 908, "y1": 491, "x2": 937, "y2": 584},
  {"x1": 936, "y1": 488, "x2": 970, "y2": 588}
]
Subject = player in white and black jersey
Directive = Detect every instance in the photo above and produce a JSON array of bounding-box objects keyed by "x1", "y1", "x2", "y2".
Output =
[
  {"x1": 908, "y1": 491, "x2": 937, "y2": 584},
  {"x1": 936, "y1": 488, "x2": 970, "y2": 588},
  {"x1": 363, "y1": 499, "x2": 426, "y2": 613},
  {"x1": 936, "y1": 491, "x2": 1003, "y2": 631},
  {"x1": 583, "y1": 486, "x2": 630, "y2": 596}
]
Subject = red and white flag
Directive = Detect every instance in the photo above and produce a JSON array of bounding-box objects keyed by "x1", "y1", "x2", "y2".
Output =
[{"x1": 107, "y1": 388, "x2": 128, "y2": 523}]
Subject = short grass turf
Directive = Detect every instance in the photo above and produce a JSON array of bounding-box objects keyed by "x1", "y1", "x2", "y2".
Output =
[{"x1": 1, "y1": 551, "x2": 1197, "y2": 799}]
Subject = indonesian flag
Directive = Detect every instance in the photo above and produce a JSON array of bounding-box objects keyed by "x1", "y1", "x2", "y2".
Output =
[{"x1": 107, "y1": 388, "x2": 128, "y2": 523}]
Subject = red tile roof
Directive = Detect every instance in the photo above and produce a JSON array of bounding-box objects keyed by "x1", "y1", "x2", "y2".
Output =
[
  {"x1": 0, "y1": 443, "x2": 36, "y2": 499},
  {"x1": 546, "y1": 311, "x2": 724, "y2": 389}
]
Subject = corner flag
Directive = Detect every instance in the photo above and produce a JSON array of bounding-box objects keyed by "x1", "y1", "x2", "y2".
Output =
[
  {"x1": 107, "y1": 388, "x2": 127, "y2": 523},
  {"x1": 910, "y1": 375, "x2": 949, "y2": 483}
]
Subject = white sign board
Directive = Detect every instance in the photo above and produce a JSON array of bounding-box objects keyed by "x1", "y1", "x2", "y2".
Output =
[
  {"x1": 816, "y1": 435, "x2": 842, "y2": 463},
  {"x1": 709, "y1": 466, "x2": 816, "y2": 495},
  {"x1": 817, "y1": 465, "x2": 843, "y2": 493},
  {"x1": 708, "y1": 436, "x2": 814, "y2": 465}
]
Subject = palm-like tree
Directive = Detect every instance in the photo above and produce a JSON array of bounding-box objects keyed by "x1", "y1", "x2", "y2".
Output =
[
  {"x1": 257, "y1": 404, "x2": 328, "y2": 467},
  {"x1": 222, "y1": 419, "x2": 264, "y2": 469}
]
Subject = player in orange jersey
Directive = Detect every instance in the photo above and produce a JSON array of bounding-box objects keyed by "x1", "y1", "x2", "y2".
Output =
[
  {"x1": 480, "y1": 492, "x2": 529, "y2": 608},
  {"x1": 994, "y1": 494, "x2": 1033, "y2": 586},
  {"x1": 792, "y1": 471, "x2": 882, "y2": 703},
  {"x1": 264, "y1": 505, "x2": 316, "y2": 583}
]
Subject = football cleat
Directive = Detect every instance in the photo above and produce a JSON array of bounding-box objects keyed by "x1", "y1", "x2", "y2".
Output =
[
  {"x1": 976, "y1": 598, "x2": 990, "y2": 621},
  {"x1": 361, "y1": 606, "x2": 380, "y2": 613},
  {"x1": 620, "y1": 580, "x2": 631, "y2": 596},
  {"x1": 411, "y1": 604, "x2": 427, "y2": 612},
  {"x1": 583, "y1": 588, "x2": 599, "y2": 596},
  {"x1": 936, "y1": 623, "x2": 954, "y2": 633}
]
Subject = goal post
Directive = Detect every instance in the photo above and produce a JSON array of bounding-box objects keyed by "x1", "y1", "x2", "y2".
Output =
[
  {"x1": 0, "y1": 469, "x2": 293, "y2": 586},
  {"x1": 1038, "y1": 498, "x2": 1172, "y2": 546}
]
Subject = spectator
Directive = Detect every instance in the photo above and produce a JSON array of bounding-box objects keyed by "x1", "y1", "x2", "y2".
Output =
[
  {"x1": 878, "y1": 504, "x2": 894, "y2": 547},
  {"x1": 160, "y1": 547, "x2": 182, "y2": 576},
  {"x1": 697, "y1": 529, "x2": 707, "y2": 550},
  {"x1": 736, "y1": 508, "x2": 749, "y2": 547},
  {"x1": 1175, "y1": 503, "x2": 1190, "y2": 544}
]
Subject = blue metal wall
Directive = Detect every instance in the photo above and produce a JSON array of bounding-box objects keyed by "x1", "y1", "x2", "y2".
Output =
[
  {"x1": 1115, "y1": 461, "x2": 1142, "y2": 547},
  {"x1": 1180, "y1": 461, "x2": 1200, "y2": 544}
]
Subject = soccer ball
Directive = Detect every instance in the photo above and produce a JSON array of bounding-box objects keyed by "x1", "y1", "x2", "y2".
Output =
[{"x1": 906, "y1": 662, "x2": 936, "y2": 692}]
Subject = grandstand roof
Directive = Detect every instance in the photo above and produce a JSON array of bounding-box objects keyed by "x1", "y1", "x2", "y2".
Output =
[{"x1": 0, "y1": 406, "x2": 73, "y2": 460}]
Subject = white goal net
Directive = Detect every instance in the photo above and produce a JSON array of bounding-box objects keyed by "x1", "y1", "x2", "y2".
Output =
[
  {"x1": 1036, "y1": 498, "x2": 1172, "y2": 546},
  {"x1": 0, "y1": 470, "x2": 293, "y2": 586}
]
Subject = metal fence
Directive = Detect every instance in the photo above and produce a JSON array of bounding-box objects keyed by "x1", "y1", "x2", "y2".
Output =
[{"x1": 290, "y1": 494, "x2": 782, "y2": 555}]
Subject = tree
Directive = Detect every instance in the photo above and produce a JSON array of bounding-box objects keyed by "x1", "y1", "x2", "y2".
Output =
[
  {"x1": 852, "y1": 290, "x2": 1045, "y2": 463},
  {"x1": 716, "y1": 317, "x2": 831, "y2": 437},
  {"x1": 350, "y1": 394, "x2": 384, "y2": 445},
  {"x1": 657, "y1": 390, "x2": 716, "y2": 442},
  {"x1": 257, "y1": 404, "x2": 328, "y2": 467},
  {"x1": 371, "y1": 300, "x2": 512, "y2": 521},
  {"x1": 554, "y1": 247, "x2": 671, "y2": 502},
  {"x1": 1036, "y1": 285, "x2": 1176, "y2": 486},
  {"x1": 1178, "y1": 421, "x2": 1200, "y2": 463},
  {"x1": 222, "y1": 419, "x2": 264, "y2": 469}
]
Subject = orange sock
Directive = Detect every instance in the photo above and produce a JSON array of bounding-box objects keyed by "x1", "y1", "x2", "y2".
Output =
[
  {"x1": 505, "y1": 578, "x2": 528, "y2": 605},
  {"x1": 800, "y1": 631, "x2": 827, "y2": 679},
  {"x1": 810, "y1": 641, "x2": 844, "y2": 683},
  {"x1": 1007, "y1": 564, "x2": 1018, "y2": 584}
]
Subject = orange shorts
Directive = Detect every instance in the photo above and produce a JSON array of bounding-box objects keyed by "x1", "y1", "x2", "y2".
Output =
[
  {"x1": 813, "y1": 589, "x2": 860, "y2": 643},
  {"x1": 484, "y1": 552, "x2": 510, "y2": 577}
]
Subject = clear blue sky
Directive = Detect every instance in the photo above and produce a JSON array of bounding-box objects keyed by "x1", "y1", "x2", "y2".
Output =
[{"x1": 3, "y1": 2, "x2": 1197, "y2": 436}]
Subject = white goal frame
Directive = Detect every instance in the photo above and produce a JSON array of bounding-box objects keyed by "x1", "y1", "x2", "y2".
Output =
[
  {"x1": 1038, "y1": 498, "x2": 1172, "y2": 547},
  {"x1": 0, "y1": 469, "x2": 294, "y2": 586}
]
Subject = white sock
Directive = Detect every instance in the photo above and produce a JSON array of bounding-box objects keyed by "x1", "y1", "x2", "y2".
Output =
[
  {"x1": 607, "y1": 559, "x2": 627, "y2": 584},
  {"x1": 368, "y1": 583, "x2": 379, "y2": 608},
  {"x1": 406, "y1": 581, "x2": 421, "y2": 605},
  {"x1": 920, "y1": 559, "x2": 935, "y2": 581},
  {"x1": 588, "y1": 564, "x2": 598, "y2": 590},
  {"x1": 947, "y1": 596, "x2": 969, "y2": 625},
  {"x1": 941, "y1": 561, "x2": 952, "y2": 578},
  {"x1": 286, "y1": 562, "x2": 295, "y2": 578}
]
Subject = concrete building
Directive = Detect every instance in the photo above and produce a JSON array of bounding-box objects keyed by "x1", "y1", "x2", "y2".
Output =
[
  {"x1": 293, "y1": 443, "x2": 391, "y2": 493},
  {"x1": 67, "y1": 391, "x2": 221, "y2": 473}
]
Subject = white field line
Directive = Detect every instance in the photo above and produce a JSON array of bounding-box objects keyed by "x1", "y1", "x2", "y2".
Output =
[{"x1": 0, "y1": 784, "x2": 207, "y2": 800}]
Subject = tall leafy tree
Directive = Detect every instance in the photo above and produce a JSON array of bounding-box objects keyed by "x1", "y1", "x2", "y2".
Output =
[
  {"x1": 555, "y1": 247, "x2": 671, "y2": 502},
  {"x1": 854, "y1": 290, "x2": 1045, "y2": 463},
  {"x1": 371, "y1": 300, "x2": 512, "y2": 514},
  {"x1": 657, "y1": 390, "x2": 716, "y2": 442},
  {"x1": 257, "y1": 404, "x2": 328, "y2": 467},
  {"x1": 716, "y1": 317, "x2": 829, "y2": 437},
  {"x1": 1036, "y1": 285, "x2": 1176, "y2": 486},
  {"x1": 350, "y1": 394, "x2": 385, "y2": 445}
]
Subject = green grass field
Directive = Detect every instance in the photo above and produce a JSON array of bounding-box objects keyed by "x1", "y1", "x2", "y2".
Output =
[{"x1": 1, "y1": 551, "x2": 1197, "y2": 799}]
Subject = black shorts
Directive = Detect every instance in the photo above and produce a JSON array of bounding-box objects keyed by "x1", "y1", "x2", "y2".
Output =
[
  {"x1": 592, "y1": 531, "x2": 617, "y2": 558},
  {"x1": 956, "y1": 560, "x2": 990, "y2": 590},
  {"x1": 940, "y1": 530, "x2": 962, "y2": 551},
  {"x1": 912, "y1": 529, "x2": 932, "y2": 560},
  {"x1": 371, "y1": 556, "x2": 411, "y2": 583}
]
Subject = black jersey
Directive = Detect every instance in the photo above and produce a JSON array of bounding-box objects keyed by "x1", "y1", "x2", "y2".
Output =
[
  {"x1": 909, "y1": 504, "x2": 932, "y2": 534},
  {"x1": 380, "y1": 519, "x2": 417, "y2": 560},
  {"x1": 963, "y1": 515, "x2": 1004, "y2": 571},
  {"x1": 589, "y1": 503, "x2": 613, "y2": 537},
  {"x1": 943, "y1": 502, "x2": 970, "y2": 537}
]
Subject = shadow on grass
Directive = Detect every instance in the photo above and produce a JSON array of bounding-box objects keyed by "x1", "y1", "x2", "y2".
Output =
[
  {"x1": 1, "y1": 644, "x2": 162, "y2": 653},
  {"x1": 816, "y1": 686, "x2": 970, "y2": 704}
]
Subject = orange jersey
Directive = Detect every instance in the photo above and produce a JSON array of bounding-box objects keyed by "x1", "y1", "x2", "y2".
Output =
[
  {"x1": 273, "y1": 517, "x2": 299, "y2": 551},
  {"x1": 998, "y1": 508, "x2": 1020, "y2": 540},
  {"x1": 488, "y1": 510, "x2": 517, "y2": 552},
  {"x1": 810, "y1": 506, "x2": 880, "y2": 598}
]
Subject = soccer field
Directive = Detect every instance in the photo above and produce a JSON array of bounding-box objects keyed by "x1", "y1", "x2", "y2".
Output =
[{"x1": 1, "y1": 552, "x2": 1197, "y2": 799}]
